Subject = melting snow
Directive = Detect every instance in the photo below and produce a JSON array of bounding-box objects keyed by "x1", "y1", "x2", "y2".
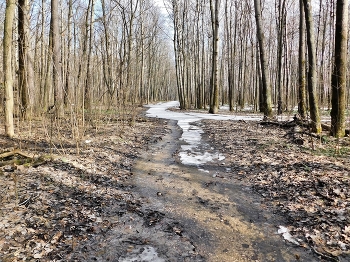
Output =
[
  {"x1": 118, "y1": 246, "x2": 165, "y2": 262},
  {"x1": 146, "y1": 101, "x2": 261, "y2": 167},
  {"x1": 278, "y1": 226, "x2": 299, "y2": 245}
]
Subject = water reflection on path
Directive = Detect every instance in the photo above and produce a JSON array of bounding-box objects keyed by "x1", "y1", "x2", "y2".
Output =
[{"x1": 146, "y1": 101, "x2": 261, "y2": 169}]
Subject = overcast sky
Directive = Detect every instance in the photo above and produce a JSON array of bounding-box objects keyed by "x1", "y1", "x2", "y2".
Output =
[{"x1": 153, "y1": 0, "x2": 168, "y2": 15}]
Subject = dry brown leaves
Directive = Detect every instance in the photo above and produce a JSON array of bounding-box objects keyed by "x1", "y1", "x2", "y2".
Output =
[
  {"x1": 0, "y1": 111, "x2": 167, "y2": 261},
  {"x1": 202, "y1": 119, "x2": 350, "y2": 261}
]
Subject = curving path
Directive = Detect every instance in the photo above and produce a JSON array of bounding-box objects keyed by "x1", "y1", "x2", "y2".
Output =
[{"x1": 119, "y1": 102, "x2": 318, "y2": 261}]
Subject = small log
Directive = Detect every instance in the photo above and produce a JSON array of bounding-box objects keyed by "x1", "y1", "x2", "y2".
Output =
[
  {"x1": 260, "y1": 120, "x2": 296, "y2": 129},
  {"x1": 0, "y1": 158, "x2": 32, "y2": 167},
  {"x1": 261, "y1": 117, "x2": 350, "y2": 137},
  {"x1": 0, "y1": 149, "x2": 34, "y2": 159},
  {"x1": 0, "y1": 150, "x2": 45, "y2": 168},
  {"x1": 0, "y1": 150, "x2": 19, "y2": 159}
]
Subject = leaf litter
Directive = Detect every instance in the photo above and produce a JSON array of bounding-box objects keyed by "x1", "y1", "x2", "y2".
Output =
[
  {"x1": 0, "y1": 109, "x2": 170, "y2": 261},
  {"x1": 1, "y1": 103, "x2": 350, "y2": 261},
  {"x1": 201, "y1": 119, "x2": 350, "y2": 261}
]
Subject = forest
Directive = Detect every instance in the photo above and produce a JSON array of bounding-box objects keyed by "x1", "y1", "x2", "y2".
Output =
[
  {"x1": 0, "y1": 0, "x2": 350, "y2": 261},
  {"x1": 0, "y1": 0, "x2": 349, "y2": 137}
]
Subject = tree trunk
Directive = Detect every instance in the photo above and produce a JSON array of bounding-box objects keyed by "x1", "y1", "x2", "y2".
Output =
[
  {"x1": 3, "y1": 0, "x2": 16, "y2": 137},
  {"x1": 298, "y1": 0, "x2": 307, "y2": 119},
  {"x1": 330, "y1": 0, "x2": 348, "y2": 137},
  {"x1": 84, "y1": 0, "x2": 95, "y2": 111},
  {"x1": 209, "y1": 0, "x2": 220, "y2": 114},
  {"x1": 50, "y1": 0, "x2": 63, "y2": 116},
  {"x1": 276, "y1": 0, "x2": 286, "y2": 115},
  {"x1": 253, "y1": 0, "x2": 273, "y2": 117},
  {"x1": 18, "y1": 0, "x2": 30, "y2": 119},
  {"x1": 64, "y1": 0, "x2": 73, "y2": 107},
  {"x1": 302, "y1": 0, "x2": 322, "y2": 133}
]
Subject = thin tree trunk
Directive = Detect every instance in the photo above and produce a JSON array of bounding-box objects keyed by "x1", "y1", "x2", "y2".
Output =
[
  {"x1": 18, "y1": 0, "x2": 30, "y2": 119},
  {"x1": 84, "y1": 0, "x2": 95, "y2": 110},
  {"x1": 3, "y1": 0, "x2": 16, "y2": 137},
  {"x1": 298, "y1": 0, "x2": 307, "y2": 119},
  {"x1": 209, "y1": 0, "x2": 220, "y2": 114},
  {"x1": 276, "y1": 0, "x2": 286, "y2": 115},
  {"x1": 50, "y1": 0, "x2": 63, "y2": 116},
  {"x1": 64, "y1": 0, "x2": 73, "y2": 107}
]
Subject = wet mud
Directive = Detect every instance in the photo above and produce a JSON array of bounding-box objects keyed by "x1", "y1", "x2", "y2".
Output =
[{"x1": 122, "y1": 119, "x2": 318, "y2": 262}]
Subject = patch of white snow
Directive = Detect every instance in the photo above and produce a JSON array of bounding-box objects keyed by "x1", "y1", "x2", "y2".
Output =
[
  {"x1": 118, "y1": 246, "x2": 165, "y2": 262},
  {"x1": 278, "y1": 226, "x2": 299, "y2": 245},
  {"x1": 146, "y1": 101, "x2": 261, "y2": 167}
]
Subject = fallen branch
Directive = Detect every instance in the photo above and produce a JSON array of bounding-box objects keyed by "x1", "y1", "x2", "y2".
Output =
[
  {"x1": 260, "y1": 120, "x2": 296, "y2": 129},
  {"x1": 0, "y1": 149, "x2": 34, "y2": 159},
  {"x1": 0, "y1": 158, "x2": 32, "y2": 167},
  {"x1": 310, "y1": 246, "x2": 340, "y2": 262},
  {"x1": 262, "y1": 119, "x2": 328, "y2": 145},
  {"x1": 261, "y1": 117, "x2": 350, "y2": 137},
  {"x1": 0, "y1": 150, "x2": 47, "y2": 168}
]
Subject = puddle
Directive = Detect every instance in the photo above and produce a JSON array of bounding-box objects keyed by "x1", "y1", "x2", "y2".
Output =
[{"x1": 146, "y1": 101, "x2": 261, "y2": 168}]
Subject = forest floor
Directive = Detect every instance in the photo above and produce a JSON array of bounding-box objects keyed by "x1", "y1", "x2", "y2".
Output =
[{"x1": 0, "y1": 105, "x2": 349, "y2": 261}]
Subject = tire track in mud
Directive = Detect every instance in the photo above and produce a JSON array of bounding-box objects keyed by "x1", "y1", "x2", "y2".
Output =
[{"x1": 129, "y1": 120, "x2": 318, "y2": 262}]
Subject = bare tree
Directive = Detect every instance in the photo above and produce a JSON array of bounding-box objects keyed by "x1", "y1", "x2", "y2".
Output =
[
  {"x1": 84, "y1": 0, "x2": 95, "y2": 111},
  {"x1": 64, "y1": 0, "x2": 73, "y2": 107},
  {"x1": 3, "y1": 0, "x2": 16, "y2": 137},
  {"x1": 276, "y1": 0, "x2": 286, "y2": 115},
  {"x1": 50, "y1": 0, "x2": 63, "y2": 116},
  {"x1": 209, "y1": 0, "x2": 220, "y2": 114},
  {"x1": 330, "y1": 0, "x2": 348, "y2": 137},
  {"x1": 302, "y1": 0, "x2": 322, "y2": 133},
  {"x1": 253, "y1": 0, "x2": 272, "y2": 117},
  {"x1": 298, "y1": 0, "x2": 307, "y2": 119},
  {"x1": 18, "y1": 0, "x2": 30, "y2": 119}
]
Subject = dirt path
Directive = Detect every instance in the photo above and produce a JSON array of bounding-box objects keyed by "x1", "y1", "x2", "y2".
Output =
[
  {"x1": 126, "y1": 120, "x2": 317, "y2": 262},
  {"x1": 2, "y1": 105, "x2": 348, "y2": 261}
]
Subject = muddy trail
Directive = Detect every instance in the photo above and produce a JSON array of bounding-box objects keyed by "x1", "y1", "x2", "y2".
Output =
[
  {"x1": 1, "y1": 103, "x2": 349, "y2": 261},
  {"x1": 79, "y1": 118, "x2": 317, "y2": 262}
]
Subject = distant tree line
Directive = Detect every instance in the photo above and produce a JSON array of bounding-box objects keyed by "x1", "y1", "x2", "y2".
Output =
[
  {"x1": 1, "y1": 0, "x2": 175, "y2": 137},
  {"x1": 1, "y1": 0, "x2": 349, "y2": 138},
  {"x1": 166, "y1": 0, "x2": 348, "y2": 136}
]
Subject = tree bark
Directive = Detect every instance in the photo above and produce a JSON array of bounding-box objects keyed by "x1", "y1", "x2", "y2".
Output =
[
  {"x1": 298, "y1": 0, "x2": 307, "y2": 119},
  {"x1": 50, "y1": 0, "x2": 63, "y2": 116},
  {"x1": 3, "y1": 0, "x2": 16, "y2": 137},
  {"x1": 302, "y1": 0, "x2": 322, "y2": 133},
  {"x1": 253, "y1": 0, "x2": 273, "y2": 117},
  {"x1": 209, "y1": 0, "x2": 220, "y2": 114},
  {"x1": 64, "y1": 0, "x2": 73, "y2": 107},
  {"x1": 276, "y1": 0, "x2": 286, "y2": 115},
  {"x1": 84, "y1": 0, "x2": 95, "y2": 111},
  {"x1": 330, "y1": 0, "x2": 348, "y2": 137},
  {"x1": 18, "y1": 0, "x2": 30, "y2": 119}
]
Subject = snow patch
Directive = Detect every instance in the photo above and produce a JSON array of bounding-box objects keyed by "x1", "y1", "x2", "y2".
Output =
[
  {"x1": 146, "y1": 101, "x2": 261, "y2": 167},
  {"x1": 278, "y1": 226, "x2": 299, "y2": 245},
  {"x1": 119, "y1": 246, "x2": 165, "y2": 262}
]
